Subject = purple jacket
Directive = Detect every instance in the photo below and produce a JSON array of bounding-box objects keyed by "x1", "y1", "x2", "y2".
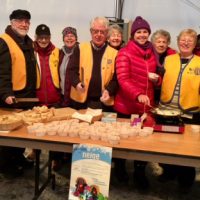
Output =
[{"x1": 114, "y1": 40, "x2": 161, "y2": 115}]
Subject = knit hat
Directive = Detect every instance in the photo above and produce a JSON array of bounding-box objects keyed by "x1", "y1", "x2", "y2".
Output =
[
  {"x1": 35, "y1": 24, "x2": 51, "y2": 36},
  {"x1": 62, "y1": 27, "x2": 77, "y2": 39},
  {"x1": 9, "y1": 9, "x2": 31, "y2": 20},
  {"x1": 131, "y1": 16, "x2": 151, "y2": 36}
]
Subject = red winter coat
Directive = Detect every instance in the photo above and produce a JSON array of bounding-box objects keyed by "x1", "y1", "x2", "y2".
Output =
[{"x1": 114, "y1": 40, "x2": 161, "y2": 115}]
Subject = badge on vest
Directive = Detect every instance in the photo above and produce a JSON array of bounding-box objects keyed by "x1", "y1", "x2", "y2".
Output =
[
  {"x1": 107, "y1": 59, "x2": 112, "y2": 64},
  {"x1": 189, "y1": 67, "x2": 200, "y2": 75},
  {"x1": 194, "y1": 67, "x2": 200, "y2": 75}
]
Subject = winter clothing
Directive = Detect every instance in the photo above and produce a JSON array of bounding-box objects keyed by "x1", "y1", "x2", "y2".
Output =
[
  {"x1": 35, "y1": 24, "x2": 51, "y2": 36},
  {"x1": 154, "y1": 47, "x2": 176, "y2": 104},
  {"x1": 160, "y1": 53, "x2": 200, "y2": 112},
  {"x1": 9, "y1": 9, "x2": 31, "y2": 20},
  {"x1": 70, "y1": 42, "x2": 118, "y2": 105},
  {"x1": 0, "y1": 25, "x2": 37, "y2": 107},
  {"x1": 59, "y1": 43, "x2": 78, "y2": 106},
  {"x1": 0, "y1": 22, "x2": 36, "y2": 173},
  {"x1": 62, "y1": 27, "x2": 77, "y2": 40},
  {"x1": 114, "y1": 40, "x2": 160, "y2": 115},
  {"x1": 156, "y1": 47, "x2": 176, "y2": 69},
  {"x1": 131, "y1": 16, "x2": 151, "y2": 36},
  {"x1": 34, "y1": 42, "x2": 61, "y2": 106},
  {"x1": 0, "y1": 33, "x2": 40, "y2": 91}
]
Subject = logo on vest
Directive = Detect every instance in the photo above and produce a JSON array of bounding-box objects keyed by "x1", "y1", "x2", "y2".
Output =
[
  {"x1": 189, "y1": 67, "x2": 200, "y2": 75},
  {"x1": 107, "y1": 59, "x2": 112, "y2": 64},
  {"x1": 194, "y1": 67, "x2": 200, "y2": 75}
]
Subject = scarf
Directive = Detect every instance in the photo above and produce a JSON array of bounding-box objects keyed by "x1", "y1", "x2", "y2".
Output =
[{"x1": 59, "y1": 44, "x2": 77, "y2": 94}]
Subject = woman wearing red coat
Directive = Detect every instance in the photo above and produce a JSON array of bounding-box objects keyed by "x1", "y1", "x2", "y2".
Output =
[
  {"x1": 114, "y1": 17, "x2": 161, "y2": 115},
  {"x1": 114, "y1": 16, "x2": 161, "y2": 189}
]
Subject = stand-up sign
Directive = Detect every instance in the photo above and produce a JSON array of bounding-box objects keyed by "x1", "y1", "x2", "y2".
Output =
[{"x1": 68, "y1": 144, "x2": 112, "y2": 200}]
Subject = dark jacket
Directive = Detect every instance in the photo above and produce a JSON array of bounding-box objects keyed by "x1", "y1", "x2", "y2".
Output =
[
  {"x1": 0, "y1": 25, "x2": 37, "y2": 108},
  {"x1": 59, "y1": 43, "x2": 78, "y2": 107}
]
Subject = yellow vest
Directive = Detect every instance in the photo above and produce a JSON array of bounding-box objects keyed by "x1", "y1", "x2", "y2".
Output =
[
  {"x1": 161, "y1": 54, "x2": 200, "y2": 111},
  {"x1": 70, "y1": 43, "x2": 118, "y2": 105},
  {"x1": 0, "y1": 33, "x2": 40, "y2": 90},
  {"x1": 36, "y1": 47, "x2": 60, "y2": 89}
]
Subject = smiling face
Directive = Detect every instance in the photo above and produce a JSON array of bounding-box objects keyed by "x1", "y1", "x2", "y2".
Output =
[
  {"x1": 108, "y1": 29, "x2": 122, "y2": 48},
  {"x1": 178, "y1": 32, "x2": 196, "y2": 58},
  {"x1": 153, "y1": 36, "x2": 169, "y2": 54},
  {"x1": 63, "y1": 33, "x2": 77, "y2": 48},
  {"x1": 35, "y1": 35, "x2": 51, "y2": 48},
  {"x1": 11, "y1": 19, "x2": 30, "y2": 37},
  {"x1": 133, "y1": 28, "x2": 150, "y2": 45}
]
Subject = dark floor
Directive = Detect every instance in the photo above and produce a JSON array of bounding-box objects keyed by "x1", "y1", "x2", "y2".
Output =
[{"x1": 0, "y1": 150, "x2": 200, "y2": 200}]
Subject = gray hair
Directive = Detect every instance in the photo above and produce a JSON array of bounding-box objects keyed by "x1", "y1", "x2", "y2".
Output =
[
  {"x1": 177, "y1": 28, "x2": 197, "y2": 43},
  {"x1": 151, "y1": 29, "x2": 171, "y2": 44},
  {"x1": 90, "y1": 17, "x2": 109, "y2": 29},
  {"x1": 107, "y1": 24, "x2": 123, "y2": 39}
]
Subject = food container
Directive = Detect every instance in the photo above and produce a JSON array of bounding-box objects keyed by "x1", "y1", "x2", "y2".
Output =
[
  {"x1": 139, "y1": 127, "x2": 153, "y2": 137},
  {"x1": 90, "y1": 132, "x2": 100, "y2": 140},
  {"x1": 0, "y1": 115, "x2": 23, "y2": 131},
  {"x1": 108, "y1": 135, "x2": 120, "y2": 145},
  {"x1": 35, "y1": 128, "x2": 46, "y2": 137},
  {"x1": 79, "y1": 129, "x2": 90, "y2": 140}
]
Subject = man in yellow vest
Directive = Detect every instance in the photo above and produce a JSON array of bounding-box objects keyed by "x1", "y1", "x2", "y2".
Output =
[
  {"x1": 69, "y1": 16, "x2": 118, "y2": 111},
  {"x1": 0, "y1": 9, "x2": 37, "y2": 175}
]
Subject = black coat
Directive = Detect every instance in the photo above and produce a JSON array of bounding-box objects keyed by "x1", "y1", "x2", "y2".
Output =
[{"x1": 0, "y1": 25, "x2": 37, "y2": 109}]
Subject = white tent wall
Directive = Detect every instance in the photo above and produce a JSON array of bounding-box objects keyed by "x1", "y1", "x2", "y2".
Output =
[{"x1": 1, "y1": 0, "x2": 200, "y2": 49}]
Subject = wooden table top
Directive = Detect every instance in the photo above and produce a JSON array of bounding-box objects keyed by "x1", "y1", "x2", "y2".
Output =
[{"x1": 0, "y1": 125, "x2": 200, "y2": 158}]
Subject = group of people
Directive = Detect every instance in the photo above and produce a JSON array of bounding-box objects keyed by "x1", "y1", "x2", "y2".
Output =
[{"x1": 0, "y1": 9, "x2": 199, "y2": 193}]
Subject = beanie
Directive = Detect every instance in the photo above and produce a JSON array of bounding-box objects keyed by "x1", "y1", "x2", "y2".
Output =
[
  {"x1": 131, "y1": 16, "x2": 151, "y2": 36},
  {"x1": 62, "y1": 27, "x2": 77, "y2": 40},
  {"x1": 9, "y1": 9, "x2": 31, "y2": 20},
  {"x1": 35, "y1": 24, "x2": 51, "y2": 36}
]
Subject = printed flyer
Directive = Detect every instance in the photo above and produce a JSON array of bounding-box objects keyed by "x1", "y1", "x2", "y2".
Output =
[{"x1": 68, "y1": 143, "x2": 112, "y2": 200}]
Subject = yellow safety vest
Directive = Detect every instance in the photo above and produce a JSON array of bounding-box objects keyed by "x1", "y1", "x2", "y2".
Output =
[
  {"x1": 161, "y1": 54, "x2": 200, "y2": 111},
  {"x1": 70, "y1": 42, "x2": 117, "y2": 105},
  {"x1": 0, "y1": 33, "x2": 40, "y2": 90},
  {"x1": 36, "y1": 47, "x2": 60, "y2": 89}
]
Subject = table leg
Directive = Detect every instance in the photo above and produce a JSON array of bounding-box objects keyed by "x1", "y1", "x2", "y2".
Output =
[{"x1": 32, "y1": 150, "x2": 55, "y2": 200}]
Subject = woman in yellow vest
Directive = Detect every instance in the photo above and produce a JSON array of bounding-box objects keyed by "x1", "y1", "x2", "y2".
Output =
[
  {"x1": 34, "y1": 24, "x2": 61, "y2": 107},
  {"x1": 27, "y1": 24, "x2": 61, "y2": 161},
  {"x1": 159, "y1": 29, "x2": 200, "y2": 190}
]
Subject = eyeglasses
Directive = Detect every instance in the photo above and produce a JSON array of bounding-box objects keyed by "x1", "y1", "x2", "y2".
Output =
[
  {"x1": 13, "y1": 19, "x2": 30, "y2": 25},
  {"x1": 179, "y1": 39, "x2": 194, "y2": 44},
  {"x1": 91, "y1": 29, "x2": 107, "y2": 35}
]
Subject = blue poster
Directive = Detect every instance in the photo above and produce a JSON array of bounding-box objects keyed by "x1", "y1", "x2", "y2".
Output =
[{"x1": 68, "y1": 144, "x2": 112, "y2": 200}]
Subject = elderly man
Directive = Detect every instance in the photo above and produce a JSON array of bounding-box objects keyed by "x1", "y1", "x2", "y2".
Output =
[
  {"x1": 0, "y1": 9, "x2": 38, "y2": 175},
  {"x1": 68, "y1": 17, "x2": 118, "y2": 111}
]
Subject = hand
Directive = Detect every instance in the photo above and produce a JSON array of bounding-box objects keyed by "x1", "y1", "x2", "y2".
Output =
[
  {"x1": 76, "y1": 82, "x2": 85, "y2": 93},
  {"x1": 137, "y1": 94, "x2": 150, "y2": 105},
  {"x1": 5, "y1": 96, "x2": 15, "y2": 104},
  {"x1": 148, "y1": 72, "x2": 159, "y2": 83},
  {"x1": 100, "y1": 90, "x2": 110, "y2": 102}
]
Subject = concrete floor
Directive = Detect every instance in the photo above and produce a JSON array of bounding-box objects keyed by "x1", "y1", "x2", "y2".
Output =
[{"x1": 0, "y1": 150, "x2": 200, "y2": 200}]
